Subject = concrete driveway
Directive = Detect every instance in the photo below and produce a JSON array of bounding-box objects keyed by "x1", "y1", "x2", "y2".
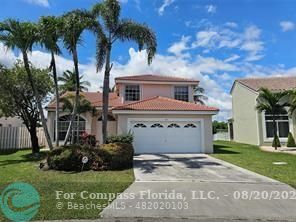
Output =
[{"x1": 101, "y1": 154, "x2": 296, "y2": 221}]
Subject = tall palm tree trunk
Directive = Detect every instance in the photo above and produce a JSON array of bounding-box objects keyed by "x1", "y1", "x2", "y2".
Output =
[
  {"x1": 273, "y1": 114, "x2": 278, "y2": 150},
  {"x1": 64, "y1": 48, "x2": 80, "y2": 146},
  {"x1": 51, "y1": 51, "x2": 60, "y2": 147},
  {"x1": 22, "y1": 51, "x2": 54, "y2": 150},
  {"x1": 102, "y1": 44, "x2": 111, "y2": 144}
]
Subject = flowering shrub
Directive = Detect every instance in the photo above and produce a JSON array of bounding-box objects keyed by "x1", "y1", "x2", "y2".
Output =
[{"x1": 79, "y1": 132, "x2": 97, "y2": 147}]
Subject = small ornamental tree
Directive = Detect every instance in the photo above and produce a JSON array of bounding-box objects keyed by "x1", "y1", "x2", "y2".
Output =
[
  {"x1": 287, "y1": 132, "x2": 296, "y2": 147},
  {"x1": 0, "y1": 63, "x2": 53, "y2": 153}
]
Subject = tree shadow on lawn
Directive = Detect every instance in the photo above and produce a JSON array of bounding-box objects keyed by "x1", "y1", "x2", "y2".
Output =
[
  {"x1": 213, "y1": 144, "x2": 240, "y2": 154},
  {"x1": 0, "y1": 151, "x2": 47, "y2": 166}
]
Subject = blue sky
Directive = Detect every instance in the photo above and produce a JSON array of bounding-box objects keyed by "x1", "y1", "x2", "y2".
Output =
[{"x1": 0, "y1": 0, "x2": 296, "y2": 120}]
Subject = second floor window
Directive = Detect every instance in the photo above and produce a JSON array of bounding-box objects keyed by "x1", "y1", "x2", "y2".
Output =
[
  {"x1": 174, "y1": 86, "x2": 189, "y2": 102},
  {"x1": 125, "y1": 85, "x2": 140, "y2": 101}
]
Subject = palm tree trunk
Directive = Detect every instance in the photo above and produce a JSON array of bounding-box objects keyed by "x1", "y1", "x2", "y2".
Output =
[
  {"x1": 77, "y1": 114, "x2": 80, "y2": 143},
  {"x1": 22, "y1": 51, "x2": 54, "y2": 150},
  {"x1": 102, "y1": 44, "x2": 112, "y2": 144},
  {"x1": 51, "y1": 51, "x2": 59, "y2": 147},
  {"x1": 273, "y1": 114, "x2": 277, "y2": 150},
  {"x1": 64, "y1": 48, "x2": 80, "y2": 146}
]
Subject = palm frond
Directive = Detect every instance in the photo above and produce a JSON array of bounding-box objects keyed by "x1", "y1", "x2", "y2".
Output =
[
  {"x1": 115, "y1": 19, "x2": 157, "y2": 65},
  {"x1": 92, "y1": 0, "x2": 120, "y2": 32}
]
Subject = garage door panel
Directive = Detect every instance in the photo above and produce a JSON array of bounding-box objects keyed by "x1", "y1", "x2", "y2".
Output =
[{"x1": 131, "y1": 119, "x2": 202, "y2": 154}]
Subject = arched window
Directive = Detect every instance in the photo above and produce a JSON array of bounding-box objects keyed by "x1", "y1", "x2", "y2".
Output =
[
  {"x1": 184, "y1": 123, "x2": 197, "y2": 128},
  {"x1": 168, "y1": 123, "x2": 180, "y2": 128},
  {"x1": 134, "y1": 123, "x2": 147, "y2": 128},
  {"x1": 98, "y1": 114, "x2": 116, "y2": 121},
  {"x1": 151, "y1": 123, "x2": 164, "y2": 128},
  {"x1": 56, "y1": 115, "x2": 86, "y2": 141}
]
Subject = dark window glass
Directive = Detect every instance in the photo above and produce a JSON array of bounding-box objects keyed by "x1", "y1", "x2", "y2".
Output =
[
  {"x1": 55, "y1": 115, "x2": 86, "y2": 141},
  {"x1": 278, "y1": 122, "x2": 289, "y2": 137},
  {"x1": 266, "y1": 122, "x2": 276, "y2": 138},
  {"x1": 184, "y1": 123, "x2": 197, "y2": 128},
  {"x1": 168, "y1": 123, "x2": 180, "y2": 128},
  {"x1": 125, "y1": 85, "x2": 140, "y2": 101},
  {"x1": 134, "y1": 123, "x2": 147, "y2": 128},
  {"x1": 174, "y1": 86, "x2": 189, "y2": 102},
  {"x1": 151, "y1": 123, "x2": 164, "y2": 128}
]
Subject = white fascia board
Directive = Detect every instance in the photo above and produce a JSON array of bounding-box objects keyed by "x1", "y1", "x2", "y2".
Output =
[{"x1": 112, "y1": 110, "x2": 219, "y2": 115}]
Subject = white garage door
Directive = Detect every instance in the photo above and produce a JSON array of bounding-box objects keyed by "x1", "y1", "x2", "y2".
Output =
[{"x1": 130, "y1": 119, "x2": 202, "y2": 153}]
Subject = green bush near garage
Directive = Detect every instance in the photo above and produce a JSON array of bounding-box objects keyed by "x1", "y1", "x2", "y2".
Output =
[
  {"x1": 106, "y1": 133, "x2": 134, "y2": 144},
  {"x1": 47, "y1": 143, "x2": 134, "y2": 171},
  {"x1": 287, "y1": 132, "x2": 296, "y2": 147}
]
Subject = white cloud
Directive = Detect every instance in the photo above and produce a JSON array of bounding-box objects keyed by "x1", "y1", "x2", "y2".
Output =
[
  {"x1": 23, "y1": 0, "x2": 49, "y2": 7},
  {"x1": 224, "y1": 22, "x2": 238, "y2": 28},
  {"x1": 205, "y1": 5, "x2": 217, "y2": 14},
  {"x1": 158, "y1": 0, "x2": 175, "y2": 16},
  {"x1": 240, "y1": 25, "x2": 264, "y2": 61},
  {"x1": 224, "y1": 54, "x2": 240, "y2": 63},
  {"x1": 280, "y1": 21, "x2": 295, "y2": 32},
  {"x1": 167, "y1": 36, "x2": 191, "y2": 58}
]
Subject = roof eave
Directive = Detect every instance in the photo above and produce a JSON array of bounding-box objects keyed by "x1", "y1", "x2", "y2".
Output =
[{"x1": 112, "y1": 110, "x2": 219, "y2": 115}]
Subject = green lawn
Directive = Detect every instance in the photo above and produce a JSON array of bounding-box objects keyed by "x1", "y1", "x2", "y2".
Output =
[
  {"x1": 0, "y1": 149, "x2": 134, "y2": 221},
  {"x1": 212, "y1": 141, "x2": 296, "y2": 188}
]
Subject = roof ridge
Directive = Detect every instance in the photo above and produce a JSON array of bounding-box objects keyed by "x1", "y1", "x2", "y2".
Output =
[
  {"x1": 237, "y1": 75, "x2": 296, "y2": 81},
  {"x1": 115, "y1": 74, "x2": 198, "y2": 82},
  {"x1": 114, "y1": 96, "x2": 160, "y2": 109},
  {"x1": 157, "y1": 96, "x2": 217, "y2": 108}
]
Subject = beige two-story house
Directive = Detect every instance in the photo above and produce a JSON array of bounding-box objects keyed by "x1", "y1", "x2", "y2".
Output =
[
  {"x1": 47, "y1": 74, "x2": 219, "y2": 153},
  {"x1": 231, "y1": 76, "x2": 296, "y2": 146}
]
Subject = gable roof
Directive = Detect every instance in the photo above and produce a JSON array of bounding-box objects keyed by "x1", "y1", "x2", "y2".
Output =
[
  {"x1": 113, "y1": 96, "x2": 219, "y2": 112},
  {"x1": 232, "y1": 76, "x2": 296, "y2": 93},
  {"x1": 115, "y1": 74, "x2": 199, "y2": 83},
  {"x1": 47, "y1": 92, "x2": 123, "y2": 109}
]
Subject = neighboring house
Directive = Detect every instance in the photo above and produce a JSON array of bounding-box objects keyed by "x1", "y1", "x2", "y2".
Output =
[
  {"x1": 231, "y1": 76, "x2": 296, "y2": 146},
  {"x1": 47, "y1": 74, "x2": 219, "y2": 154},
  {"x1": 0, "y1": 117, "x2": 24, "y2": 127}
]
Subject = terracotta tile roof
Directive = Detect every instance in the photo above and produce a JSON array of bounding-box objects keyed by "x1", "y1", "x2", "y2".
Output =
[
  {"x1": 113, "y1": 96, "x2": 219, "y2": 112},
  {"x1": 115, "y1": 74, "x2": 199, "y2": 83},
  {"x1": 236, "y1": 76, "x2": 296, "y2": 92},
  {"x1": 47, "y1": 92, "x2": 123, "y2": 109}
]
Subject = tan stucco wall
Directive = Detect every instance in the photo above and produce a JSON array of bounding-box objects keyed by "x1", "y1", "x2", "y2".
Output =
[
  {"x1": 117, "y1": 83, "x2": 195, "y2": 103},
  {"x1": 116, "y1": 113, "x2": 214, "y2": 153},
  {"x1": 232, "y1": 83, "x2": 260, "y2": 145}
]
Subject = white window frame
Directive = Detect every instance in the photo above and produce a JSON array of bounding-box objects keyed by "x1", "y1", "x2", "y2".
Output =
[
  {"x1": 124, "y1": 84, "x2": 141, "y2": 101},
  {"x1": 262, "y1": 111, "x2": 292, "y2": 142},
  {"x1": 174, "y1": 85, "x2": 189, "y2": 102}
]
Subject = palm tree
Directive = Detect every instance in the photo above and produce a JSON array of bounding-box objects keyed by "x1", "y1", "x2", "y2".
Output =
[
  {"x1": 38, "y1": 16, "x2": 63, "y2": 147},
  {"x1": 61, "y1": 10, "x2": 99, "y2": 145},
  {"x1": 193, "y1": 86, "x2": 208, "y2": 105},
  {"x1": 58, "y1": 70, "x2": 91, "y2": 93},
  {"x1": 0, "y1": 19, "x2": 53, "y2": 150},
  {"x1": 60, "y1": 95, "x2": 93, "y2": 144},
  {"x1": 282, "y1": 89, "x2": 296, "y2": 116},
  {"x1": 256, "y1": 87, "x2": 287, "y2": 150},
  {"x1": 92, "y1": 0, "x2": 157, "y2": 143}
]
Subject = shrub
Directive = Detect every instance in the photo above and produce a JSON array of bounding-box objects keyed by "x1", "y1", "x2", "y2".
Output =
[
  {"x1": 272, "y1": 135, "x2": 281, "y2": 148},
  {"x1": 287, "y1": 132, "x2": 296, "y2": 147},
  {"x1": 80, "y1": 132, "x2": 97, "y2": 147},
  {"x1": 46, "y1": 143, "x2": 134, "y2": 171},
  {"x1": 99, "y1": 143, "x2": 134, "y2": 170},
  {"x1": 47, "y1": 145, "x2": 97, "y2": 171},
  {"x1": 106, "y1": 133, "x2": 134, "y2": 144}
]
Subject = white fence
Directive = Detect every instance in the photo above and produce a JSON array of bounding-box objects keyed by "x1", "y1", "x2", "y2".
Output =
[
  {"x1": 213, "y1": 132, "x2": 230, "y2": 141},
  {"x1": 0, "y1": 127, "x2": 46, "y2": 150}
]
